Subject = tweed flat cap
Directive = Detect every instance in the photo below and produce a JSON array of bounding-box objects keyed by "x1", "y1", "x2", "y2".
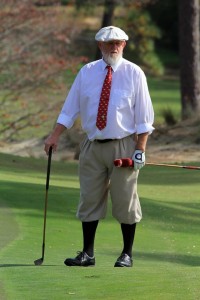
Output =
[{"x1": 95, "y1": 26, "x2": 129, "y2": 42}]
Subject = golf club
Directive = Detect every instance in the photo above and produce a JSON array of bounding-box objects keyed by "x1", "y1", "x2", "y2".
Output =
[
  {"x1": 34, "y1": 146, "x2": 53, "y2": 266},
  {"x1": 114, "y1": 158, "x2": 200, "y2": 170}
]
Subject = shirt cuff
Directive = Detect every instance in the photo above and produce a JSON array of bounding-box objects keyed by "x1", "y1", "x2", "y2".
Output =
[
  {"x1": 57, "y1": 113, "x2": 74, "y2": 129},
  {"x1": 136, "y1": 123, "x2": 155, "y2": 135}
]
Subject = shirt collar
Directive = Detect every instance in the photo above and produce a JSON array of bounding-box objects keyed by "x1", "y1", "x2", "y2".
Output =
[{"x1": 101, "y1": 57, "x2": 123, "y2": 72}]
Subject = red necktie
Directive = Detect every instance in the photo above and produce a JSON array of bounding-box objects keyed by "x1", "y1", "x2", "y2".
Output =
[{"x1": 96, "y1": 66, "x2": 112, "y2": 130}]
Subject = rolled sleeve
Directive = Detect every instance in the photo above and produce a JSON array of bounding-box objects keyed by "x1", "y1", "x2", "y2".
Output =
[
  {"x1": 57, "y1": 113, "x2": 74, "y2": 129},
  {"x1": 136, "y1": 123, "x2": 155, "y2": 135},
  {"x1": 56, "y1": 71, "x2": 81, "y2": 129},
  {"x1": 135, "y1": 70, "x2": 154, "y2": 135}
]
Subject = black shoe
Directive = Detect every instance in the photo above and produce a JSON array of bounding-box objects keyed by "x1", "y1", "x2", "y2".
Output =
[
  {"x1": 64, "y1": 251, "x2": 95, "y2": 267},
  {"x1": 114, "y1": 253, "x2": 133, "y2": 267}
]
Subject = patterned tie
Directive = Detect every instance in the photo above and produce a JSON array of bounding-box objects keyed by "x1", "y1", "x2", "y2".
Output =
[{"x1": 96, "y1": 65, "x2": 112, "y2": 130}]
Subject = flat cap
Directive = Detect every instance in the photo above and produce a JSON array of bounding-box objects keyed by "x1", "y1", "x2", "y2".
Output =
[{"x1": 95, "y1": 26, "x2": 129, "y2": 42}]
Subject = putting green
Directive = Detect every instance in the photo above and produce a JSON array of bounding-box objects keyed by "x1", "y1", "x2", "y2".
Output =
[
  {"x1": 0, "y1": 153, "x2": 200, "y2": 300},
  {"x1": 0, "y1": 200, "x2": 19, "y2": 251},
  {"x1": 0, "y1": 199, "x2": 19, "y2": 300}
]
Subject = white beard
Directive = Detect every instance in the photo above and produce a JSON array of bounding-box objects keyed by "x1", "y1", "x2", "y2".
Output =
[{"x1": 102, "y1": 51, "x2": 122, "y2": 66}]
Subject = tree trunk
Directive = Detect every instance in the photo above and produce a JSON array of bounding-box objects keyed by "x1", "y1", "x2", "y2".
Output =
[
  {"x1": 179, "y1": 0, "x2": 200, "y2": 119},
  {"x1": 95, "y1": 0, "x2": 117, "y2": 60}
]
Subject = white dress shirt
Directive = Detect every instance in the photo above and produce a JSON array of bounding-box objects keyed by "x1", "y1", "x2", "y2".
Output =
[{"x1": 57, "y1": 58, "x2": 154, "y2": 140}]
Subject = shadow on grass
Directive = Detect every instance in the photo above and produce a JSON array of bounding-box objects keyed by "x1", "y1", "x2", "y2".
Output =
[
  {"x1": 1, "y1": 179, "x2": 200, "y2": 269},
  {"x1": 135, "y1": 251, "x2": 200, "y2": 267},
  {"x1": 139, "y1": 166, "x2": 200, "y2": 186},
  {"x1": 0, "y1": 181, "x2": 80, "y2": 253},
  {"x1": 0, "y1": 180, "x2": 80, "y2": 220},
  {"x1": 141, "y1": 197, "x2": 200, "y2": 234},
  {"x1": 0, "y1": 264, "x2": 59, "y2": 268},
  {"x1": 1, "y1": 180, "x2": 200, "y2": 231}
]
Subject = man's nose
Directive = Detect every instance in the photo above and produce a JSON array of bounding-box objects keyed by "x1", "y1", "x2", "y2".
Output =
[{"x1": 111, "y1": 43, "x2": 118, "y2": 50}]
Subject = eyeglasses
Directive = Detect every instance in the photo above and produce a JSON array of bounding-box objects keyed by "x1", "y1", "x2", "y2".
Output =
[{"x1": 104, "y1": 41, "x2": 125, "y2": 47}]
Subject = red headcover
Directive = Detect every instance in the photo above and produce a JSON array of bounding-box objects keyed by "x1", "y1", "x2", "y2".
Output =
[{"x1": 114, "y1": 158, "x2": 134, "y2": 167}]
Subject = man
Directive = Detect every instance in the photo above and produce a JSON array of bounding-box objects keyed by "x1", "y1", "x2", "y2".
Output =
[{"x1": 44, "y1": 26, "x2": 154, "y2": 267}]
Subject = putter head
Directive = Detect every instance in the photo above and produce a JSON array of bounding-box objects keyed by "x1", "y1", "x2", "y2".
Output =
[{"x1": 34, "y1": 257, "x2": 44, "y2": 266}]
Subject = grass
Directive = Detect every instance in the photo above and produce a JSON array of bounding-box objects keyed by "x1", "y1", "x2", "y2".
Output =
[
  {"x1": 147, "y1": 76, "x2": 181, "y2": 124},
  {"x1": 0, "y1": 153, "x2": 200, "y2": 300}
]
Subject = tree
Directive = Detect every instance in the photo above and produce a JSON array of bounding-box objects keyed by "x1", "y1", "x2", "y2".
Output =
[
  {"x1": 147, "y1": 0, "x2": 179, "y2": 52},
  {"x1": 0, "y1": 0, "x2": 87, "y2": 141},
  {"x1": 123, "y1": 3, "x2": 163, "y2": 75},
  {"x1": 178, "y1": 0, "x2": 200, "y2": 119},
  {"x1": 89, "y1": 0, "x2": 163, "y2": 73},
  {"x1": 95, "y1": 0, "x2": 118, "y2": 59}
]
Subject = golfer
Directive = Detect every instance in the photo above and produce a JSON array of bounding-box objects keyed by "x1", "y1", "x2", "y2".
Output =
[{"x1": 44, "y1": 26, "x2": 154, "y2": 267}]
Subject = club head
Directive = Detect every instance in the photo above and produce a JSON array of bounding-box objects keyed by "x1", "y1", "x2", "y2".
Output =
[{"x1": 34, "y1": 257, "x2": 44, "y2": 266}]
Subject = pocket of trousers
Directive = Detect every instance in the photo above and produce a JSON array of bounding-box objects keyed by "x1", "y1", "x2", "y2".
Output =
[{"x1": 79, "y1": 135, "x2": 90, "y2": 153}]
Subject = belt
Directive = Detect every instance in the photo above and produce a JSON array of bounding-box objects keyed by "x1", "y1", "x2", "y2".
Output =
[{"x1": 95, "y1": 139, "x2": 117, "y2": 143}]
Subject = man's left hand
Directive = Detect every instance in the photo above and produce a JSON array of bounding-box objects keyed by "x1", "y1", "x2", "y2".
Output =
[{"x1": 132, "y1": 150, "x2": 145, "y2": 171}]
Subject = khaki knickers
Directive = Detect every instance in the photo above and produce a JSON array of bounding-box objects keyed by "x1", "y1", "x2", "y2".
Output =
[{"x1": 77, "y1": 135, "x2": 142, "y2": 224}]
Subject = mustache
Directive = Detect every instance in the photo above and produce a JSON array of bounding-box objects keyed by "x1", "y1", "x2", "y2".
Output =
[{"x1": 102, "y1": 52, "x2": 122, "y2": 66}]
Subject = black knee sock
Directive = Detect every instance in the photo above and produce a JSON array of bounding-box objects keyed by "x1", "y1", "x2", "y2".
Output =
[
  {"x1": 82, "y1": 220, "x2": 99, "y2": 257},
  {"x1": 121, "y1": 223, "x2": 136, "y2": 258}
]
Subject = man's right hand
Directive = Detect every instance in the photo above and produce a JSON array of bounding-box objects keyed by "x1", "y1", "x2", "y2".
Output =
[
  {"x1": 44, "y1": 134, "x2": 58, "y2": 155},
  {"x1": 44, "y1": 124, "x2": 67, "y2": 155}
]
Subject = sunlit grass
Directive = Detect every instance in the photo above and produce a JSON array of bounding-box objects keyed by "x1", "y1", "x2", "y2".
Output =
[
  {"x1": 0, "y1": 153, "x2": 200, "y2": 300},
  {"x1": 148, "y1": 76, "x2": 181, "y2": 124}
]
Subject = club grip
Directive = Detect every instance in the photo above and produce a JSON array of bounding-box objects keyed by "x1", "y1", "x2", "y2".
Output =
[
  {"x1": 46, "y1": 146, "x2": 52, "y2": 190},
  {"x1": 114, "y1": 158, "x2": 134, "y2": 167}
]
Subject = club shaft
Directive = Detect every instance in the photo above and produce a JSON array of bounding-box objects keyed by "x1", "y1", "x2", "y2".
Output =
[
  {"x1": 41, "y1": 147, "x2": 53, "y2": 260},
  {"x1": 114, "y1": 159, "x2": 200, "y2": 170},
  {"x1": 146, "y1": 162, "x2": 200, "y2": 170},
  {"x1": 41, "y1": 191, "x2": 48, "y2": 259}
]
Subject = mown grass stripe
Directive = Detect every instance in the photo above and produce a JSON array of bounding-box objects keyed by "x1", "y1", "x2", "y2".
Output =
[{"x1": 0, "y1": 153, "x2": 200, "y2": 300}]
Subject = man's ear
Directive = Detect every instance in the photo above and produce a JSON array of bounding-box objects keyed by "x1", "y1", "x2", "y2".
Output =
[{"x1": 98, "y1": 41, "x2": 102, "y2": 50}]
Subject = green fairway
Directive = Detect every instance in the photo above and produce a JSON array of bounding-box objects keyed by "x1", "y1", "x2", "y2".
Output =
[
  {"x1": 148, "y1": 76, "x2": 181, "y2": 124},
  {"x1": 0, "y1": 153, "x2": 200, "y2": 300}
]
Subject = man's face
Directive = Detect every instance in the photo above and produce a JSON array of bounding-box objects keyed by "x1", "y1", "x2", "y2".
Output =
[{"x1": 98, "y1": 40, "x2": 126, "y2": 65}]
